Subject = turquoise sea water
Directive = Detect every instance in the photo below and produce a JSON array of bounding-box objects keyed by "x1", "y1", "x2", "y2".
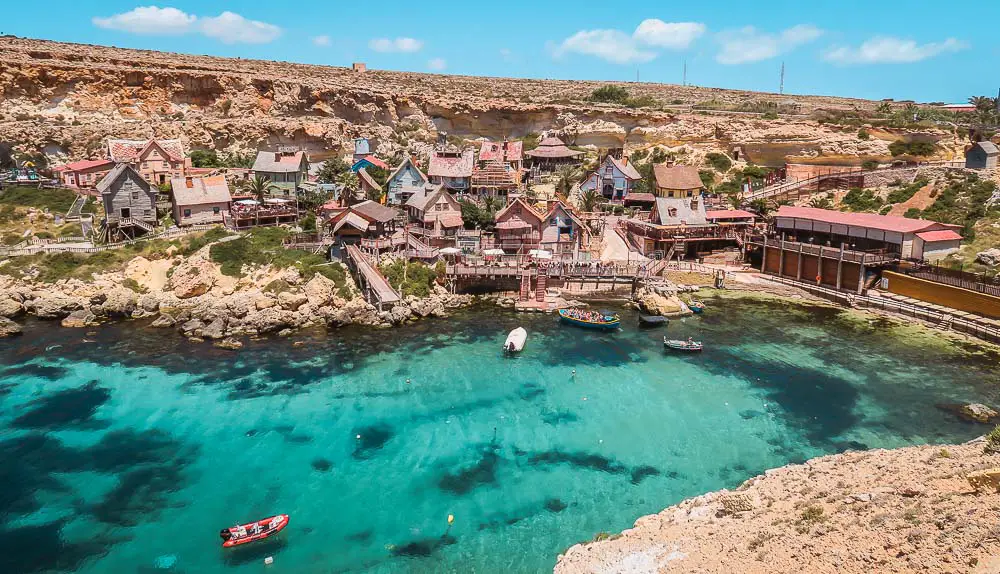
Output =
[{"x1": 2, "y1": 297, "x2": 999, "y2": 573}]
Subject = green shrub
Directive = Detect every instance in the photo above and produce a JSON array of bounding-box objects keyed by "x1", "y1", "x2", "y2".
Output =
[
  {"x1": 903, "y1": 208, "x2": 922, "y2": 219},
  {"x1": 699, "y1": 170, "x2": 716, "y2": 189},
  {"x1": 886, "y1": 178, "x2": 928, "y2": 204},
  {"x1": 122, "y1": 278, "x2": 147, "y2": 293},
  {"x1": 180, "y1": 226, "x2": 232, "y2": 255},
  {"x1": 589, "y1": 85, "x2": 630, "y2": 104},
  {"x1": 210, "y1": 237, "x2": 253, "y2": 276},
  {"x1": 762, "y1": 111, "x2": 779, "y2": 120},
  {"x1": 857, "y1": 128, "x2": 870, "y2": 140},
  {"x1": 888, "y1": 140, "x2": 936, "y2": 157},
  {"x1": 986, "y1": 426, "x2": 1000, "y2": 454},
  {"x1": 301, "y1": 213, "x2": 317, "y2": 233},
  {"x1": 704, "y1": 152, "x2": 732, "y2": 172},
  {"x1": 841, "y1": 188, "x2": 884, "y2": 212},
  {"x1": 861, "y1": 159, "x2": 879, "y2": 170},
  {"x1": 380, "y1": 260, "x2": 438, "y2": 297},
  {"x1": 3, "y1": 232, "x2": 22, "y2": 245}
]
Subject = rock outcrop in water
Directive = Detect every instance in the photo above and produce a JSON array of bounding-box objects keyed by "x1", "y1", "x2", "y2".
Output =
[
  {"x1": 0, "y1": 36, "x2": 963, "y2": 162},
  {"x1": 555, "y1": 440, "x2": 1000, "y2": 574}
]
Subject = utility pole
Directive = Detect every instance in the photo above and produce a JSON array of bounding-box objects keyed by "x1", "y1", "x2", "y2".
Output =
[
  {"x1": 683, "y1": 60, "x2": 687, "y2": 87},
  {"x1": 779, "y1": 62, "x2": 785, "y2": 95}
]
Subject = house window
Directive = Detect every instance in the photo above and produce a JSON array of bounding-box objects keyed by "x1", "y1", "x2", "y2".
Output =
[
  {"x1": 668, "y1": 208, "x2": 678, "y2": 217},
  {"x1": 213, "y1": 207, "x2": 220, "y2": 215},
  {"x1": 162, "y1": 161, "x2": 169, "y2": 169},
  {"x1": 144, "y1": 209, "x2": 151, "y2": 217},
  {"x1": 184, "y1": 209, "x2": 192, "y2": 218},
  {"x1": 132, "y1": 192, "x2": 139, "y2": 200},
  {"x1": 690, "y1": 199, "x2": 698, "y2": 210}
]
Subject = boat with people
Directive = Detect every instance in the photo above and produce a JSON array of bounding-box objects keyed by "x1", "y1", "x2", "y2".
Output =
[
  {"x1": 664, "y1": 338, "x2": 704, "y2": 352},
  {"x1": 688, "y1": 301, "x2": 706, "y2": 314},
  {"x1": 504, "y1": 327, "x2": 527, "y2": 353},
  {"x1": 558, "y1": 309, "x2": 621, "y2": 330},
  {"x1": 638, "y1": 314, "x2": 668, "y2": 327},
  {"x1": 220, "y1": 514, "x2": 289, "y2": 548}
]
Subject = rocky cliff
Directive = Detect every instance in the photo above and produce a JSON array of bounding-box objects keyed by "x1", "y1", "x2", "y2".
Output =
[
  {"x1": 0, "y1": 36, "x2": 955, "y2": 163},
  {"x1": 555, "y1": 440, "x2": 1000, "y2": 574}
]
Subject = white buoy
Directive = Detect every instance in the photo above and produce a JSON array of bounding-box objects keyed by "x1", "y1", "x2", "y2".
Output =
[
  {"x1": 356, "y1": 434, "x2": 361, "y2": 439},
  {"x1": 264, "y1": 556, "x2": 274, "y2": 565},
  {"x1": 448, "y1": 514, "x2": 455, "y2": 525}
]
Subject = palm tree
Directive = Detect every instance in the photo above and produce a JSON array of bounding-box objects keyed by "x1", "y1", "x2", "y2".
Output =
[
  {"x1": 242, "y1": 175, "x2": 276, "y2": 203},
  {"x1": 748, "y1": 198, "x2": 771, "y2": 217},
  {"x1": 482, "y1": 195, "x2": 504, "y2": 221},
  {"x1": 578, "y1": 188, "x2": 604, "y2": 213},
  {"x1": 808, "y1": 195, "x2": 833, "y2": 209},
  {"x1": 968, "y1": 96, "x2": 997, "y2": 113},
  {"x1": 555, "y1": 165, "x2": 582, "y2": 198},
  {"x1": 335, "y1": 171, "x2": 360, "y2": 205},
  {"x1": 726, "y1": 189, "x2": 746, "y2": 210}
]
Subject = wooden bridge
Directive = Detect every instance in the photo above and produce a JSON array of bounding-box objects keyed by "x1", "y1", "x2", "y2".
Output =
[{"x1": 344, "y1": 244, "x2": 401, "y2": 309}]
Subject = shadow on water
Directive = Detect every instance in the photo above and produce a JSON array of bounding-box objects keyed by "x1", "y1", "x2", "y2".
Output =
[
  {"x1": 352, "y1": 423, "x2": 395, "y2": 460},
  {"x1": 0, "y1": 363, "x2": 69, "y2": 381},
  {"x1": 11, "y1": 380, "x2": 111, "y2": 430},
  {"x1": 391, "y1": 534, "x2": 457, "y2": 558},
  {"x1": 0, "y1": 521, "x2": 113, "y2": 574},
  {"x1": 437, "y1": 443, "x2": 502, "y2": 495},
  {"x1": 221, "y1": 536, "x2": 288, "y2": 567},
  {"x1": 91, "y1": 465, "x2": 187, "y2": 526}
]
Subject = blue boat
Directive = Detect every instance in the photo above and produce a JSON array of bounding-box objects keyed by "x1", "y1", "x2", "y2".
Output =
[{"x1": 558, "y1": 309, "x2": 621, "y2": 330}]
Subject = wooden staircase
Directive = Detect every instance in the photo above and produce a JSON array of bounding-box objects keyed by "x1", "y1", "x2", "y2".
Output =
[
  {"x1": 519, "y1": 271, "x2": 531, "y2": 301},
  {"x1": 535, "y1": 272, "x2": 547, "y2": 302}
]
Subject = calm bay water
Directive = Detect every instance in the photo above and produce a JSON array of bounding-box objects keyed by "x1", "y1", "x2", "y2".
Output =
[{"x1": 1, "y1": 297, "x2": 999, "y2": 573}]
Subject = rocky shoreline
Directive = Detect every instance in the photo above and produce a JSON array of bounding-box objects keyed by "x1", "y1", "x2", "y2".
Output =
[
  {"x1": 0, "y1": 247, "x2": 477, "y2": 346},
  {"x1": 555, "y1": 439, "x2": 1000, "y2": 574}
]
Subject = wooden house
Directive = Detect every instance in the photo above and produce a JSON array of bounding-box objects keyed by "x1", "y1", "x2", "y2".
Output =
[
  {"x1": 471, "y1": 160, "x2": 520, "y2": 196},
  {"x1": 965, "y1": 141, "x2": 999, "y2": 169},
  {"x1": 479, "y1": 139, "x2": 524, "y2": 172},
  {"x1": 428, "y1": 146, "x2": 474, "y2": 192},
  {"x1": 96, "y1": 164, "x2": 158, "y2": 240},
  {"x1": 405, "y1": 183, "x2": 464, "y2": 242},
  {"x1": 108, "y1": 139, "x2": 189, "y2": 186},
  {"x1": 580, "y1": 155, "x2": 641, "y2": 201},
  {"x1": 326, "y1": 200, "x2": 398, "y2": 244},
  {"x1": 386, "y1": 157, "x2": 429, "y2": 205},
  {"x1": 652, "y1": 165, "x2": 705, "y2": 198},
  {"x1": 525, "y1": 136, "x2": 583, "y2": 170},
  {"x1": 493, "y1": 197, "x2": 586, "y2": 258},
  {"x1": 58, "y1": 159, "x2": 114, "y2": 188},
  {"x1": 357, "y1": 168, "x2": 383, "y2": 202},
  {"x1": 170, "y1": 175, "x2": 232, "y2": 227},
  {"x1": 252, "y1": 150, "x2": 309, "y2": 195}
]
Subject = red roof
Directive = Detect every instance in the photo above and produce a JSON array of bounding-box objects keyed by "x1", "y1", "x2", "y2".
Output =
[
  {"x1": 706, "y1": 209, "x2": 755, "y2": 220},
  {"x1": 479, "y1": 140, "x2": 524, "y2": 163},
  {"x1": 776, "y1": 206, "x2": 955, "y2": 234},
  {"x1": 62, "y1": 159, "x2": 114, "y2": 172},
  {"x1": 359, "y1": 155, "x2": 389, "y2": 170},
  {"x1": 916, "y1": 230, "x2": 963, "y2": 242}
]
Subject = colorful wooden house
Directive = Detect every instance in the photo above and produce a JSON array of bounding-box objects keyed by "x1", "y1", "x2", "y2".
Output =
[
  {"x1": 404, "y1": 183, "x2": 464, "y2": 243},
  {"x1": 386, "y1": 157, "x2": 429, "y2": 205},
  {"x1": 170, "y1": 175, "x2": 232, "y2": 227},
  {"x1": 653, "y1": 164, "x2": 705, "y2": 198},
  {"x1": 493, "y1": 197, "x2": 586, "y2": 258},
  {"x1": 351, "y1": 155, "x2": 389, "y2": 173},
  {"x1": 326, "y1": 200, "x2": 398, "y2": 244},
  {"x1": 252, "y1": 150, "x2": 309, "y2": 195},
  {"x1": 580, "y1": 155, "x2": 641, "y2": 201},
  {"x1": 58, "y1": 159, "x2": 114, "y2": 188},
  {"x1": 428, "y1": 146, "x2": 474, "y2": 193},
  {"x1": 107, "y1": 139, "x2": 189, "y2": 186}
]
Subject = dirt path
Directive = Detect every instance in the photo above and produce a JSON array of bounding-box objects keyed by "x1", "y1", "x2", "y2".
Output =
[{"x1": 889, "y1": 182, "x2": 935, "y2": 216}]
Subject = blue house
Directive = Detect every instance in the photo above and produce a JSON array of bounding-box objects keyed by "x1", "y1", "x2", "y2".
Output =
[
  {"x1": 386, "y1": 156, "x2": 429, "y2": 205},
  {"x1": 351, "y1": 155, "x2": 389, "y2": 173},
  {"x1": 579, "y1": 155, "x2": 642, "y2": 201}
]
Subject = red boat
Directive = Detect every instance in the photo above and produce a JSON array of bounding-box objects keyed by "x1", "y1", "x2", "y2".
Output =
[{"x1": 219, "y1": 514, "x2": 289, "y2": 548}]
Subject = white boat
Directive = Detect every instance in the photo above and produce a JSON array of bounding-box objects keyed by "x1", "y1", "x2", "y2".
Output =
[{"x1": 504, "y1": 327, "x2": 527, "y2": 353}]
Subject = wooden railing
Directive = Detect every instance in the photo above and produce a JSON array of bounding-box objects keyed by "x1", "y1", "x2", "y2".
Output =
[{"x1": 753, "y1": 237, "x2": 896, "y2": 265}]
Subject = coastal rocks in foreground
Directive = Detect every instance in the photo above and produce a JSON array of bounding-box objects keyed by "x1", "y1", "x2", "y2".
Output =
[
  {"x1": 555, "y1": 442, "x2": 1000, "y2": 574},
  {"x1": 0, "y1": 316, "x2": 22, "y2": 337},
  {"x1": 0, "y1": 263, "x2": 474, "y2": 341}
]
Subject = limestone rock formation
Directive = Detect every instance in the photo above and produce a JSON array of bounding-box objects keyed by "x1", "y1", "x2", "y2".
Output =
[
  {"x1": 0, "y1": 317, "x2": 23, "y2": 337},
  {"x1": 976, "y1": 249, "x2": 1000, "y2": 267}
]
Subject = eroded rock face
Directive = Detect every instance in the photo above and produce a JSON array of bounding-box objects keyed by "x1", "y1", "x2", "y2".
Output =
[
  {"x1": 26, "y1": 293, "x2": 83, "y2": 319},
  {"x1": 100, "y1": 287, "x2": 137, "y2": 316},
  {"x1": 169, "y1": 257, "x2": 218, "y2": 299},
  {"x1": 61, "y1": 309, "x2": 98, "y2": 328},
  {"x1": 0, "y1": 296, "x2": 24, "y2": 318},
  {"x1": 634, "y1": 286, "x2": 688, "y2": 317},
  {"x1": 960, "y1": 403, "x2": 999, "y2": 424}
]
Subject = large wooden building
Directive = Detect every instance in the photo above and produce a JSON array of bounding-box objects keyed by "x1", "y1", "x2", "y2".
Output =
[
  {"x1": 108, "y1": 139, "x2": 188, "y2": 186},
  {"x1": 96, "y1": 164, "x2": 159, "y2": 240}
]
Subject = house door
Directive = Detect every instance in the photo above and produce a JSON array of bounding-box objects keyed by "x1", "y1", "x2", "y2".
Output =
[
  {"x1": 159, "y1": 174, "x2": 166, "y2": 185},
  {"x1": 602, "y1": 183, "x2": 614, "y2": 199},
  {"x1": 120, "y1": 207, "x2": 131, "y2": 219}
]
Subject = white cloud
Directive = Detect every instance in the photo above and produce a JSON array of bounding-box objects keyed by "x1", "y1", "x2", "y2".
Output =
[
  {"x1": 312, "y1": 35, "x2": 331, "y2": 47},
  {"x1": 427, "y1": 58, "x2": 447, "y2": 71},
  {"x1": 554, "y1": 29, "x2": 657, "y2": 65},
  {"x1": 633, "y1": 19, "x2": 705, "y2": 50},
  {"x1": 716, "y1": 24, "x2": 823, "y2": 64},
  {"x1": 92, "y1": 6, "x2": 280, "y2": 44},
  {"x1": 199, "y1": 11, "x2": 281, "y2": 44},
  {"x1": 369, "y1": 37, "x2": 423, "y2": 53},
  {"x1": 92, "y1": 6, "x2": 196, "y2": 35},
  {"x1": 824, "y1": 37, "x2": 967, "y2": 65}
]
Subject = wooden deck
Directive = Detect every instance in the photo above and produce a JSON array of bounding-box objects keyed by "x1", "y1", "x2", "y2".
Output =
[{"x1": 345, "y1": 244, "x2": 401, "y2": 308}]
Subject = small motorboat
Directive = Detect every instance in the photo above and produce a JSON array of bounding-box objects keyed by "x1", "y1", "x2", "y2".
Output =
[
  {"x1": 504, "y1": 327, "x2": 527, "y2": 353},
  {"x1": 688, "y1": 301, "x2": 706, "y2": 314},
  {"x1": 558, "y1": 309, "x2": 621, "y2": 330},
  {"x1": 220, "y1": 514, "x2": 289, "y2": 548},
  {"x1": 664, "y1": 338, "x2": 703, "y2": 352},
  {"x1": 638, "y1": 314, "x2": 668, "y2": 327}
]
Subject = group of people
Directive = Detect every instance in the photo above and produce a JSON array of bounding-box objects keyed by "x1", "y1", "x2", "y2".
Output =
[{"x1": 563, "y1": 309, "x2": 615, "y2": 323}]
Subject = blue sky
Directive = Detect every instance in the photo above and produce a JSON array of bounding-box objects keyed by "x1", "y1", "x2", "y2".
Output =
[{"x1": 5, "y1": 1, "x2": 997, "y2": 102}]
